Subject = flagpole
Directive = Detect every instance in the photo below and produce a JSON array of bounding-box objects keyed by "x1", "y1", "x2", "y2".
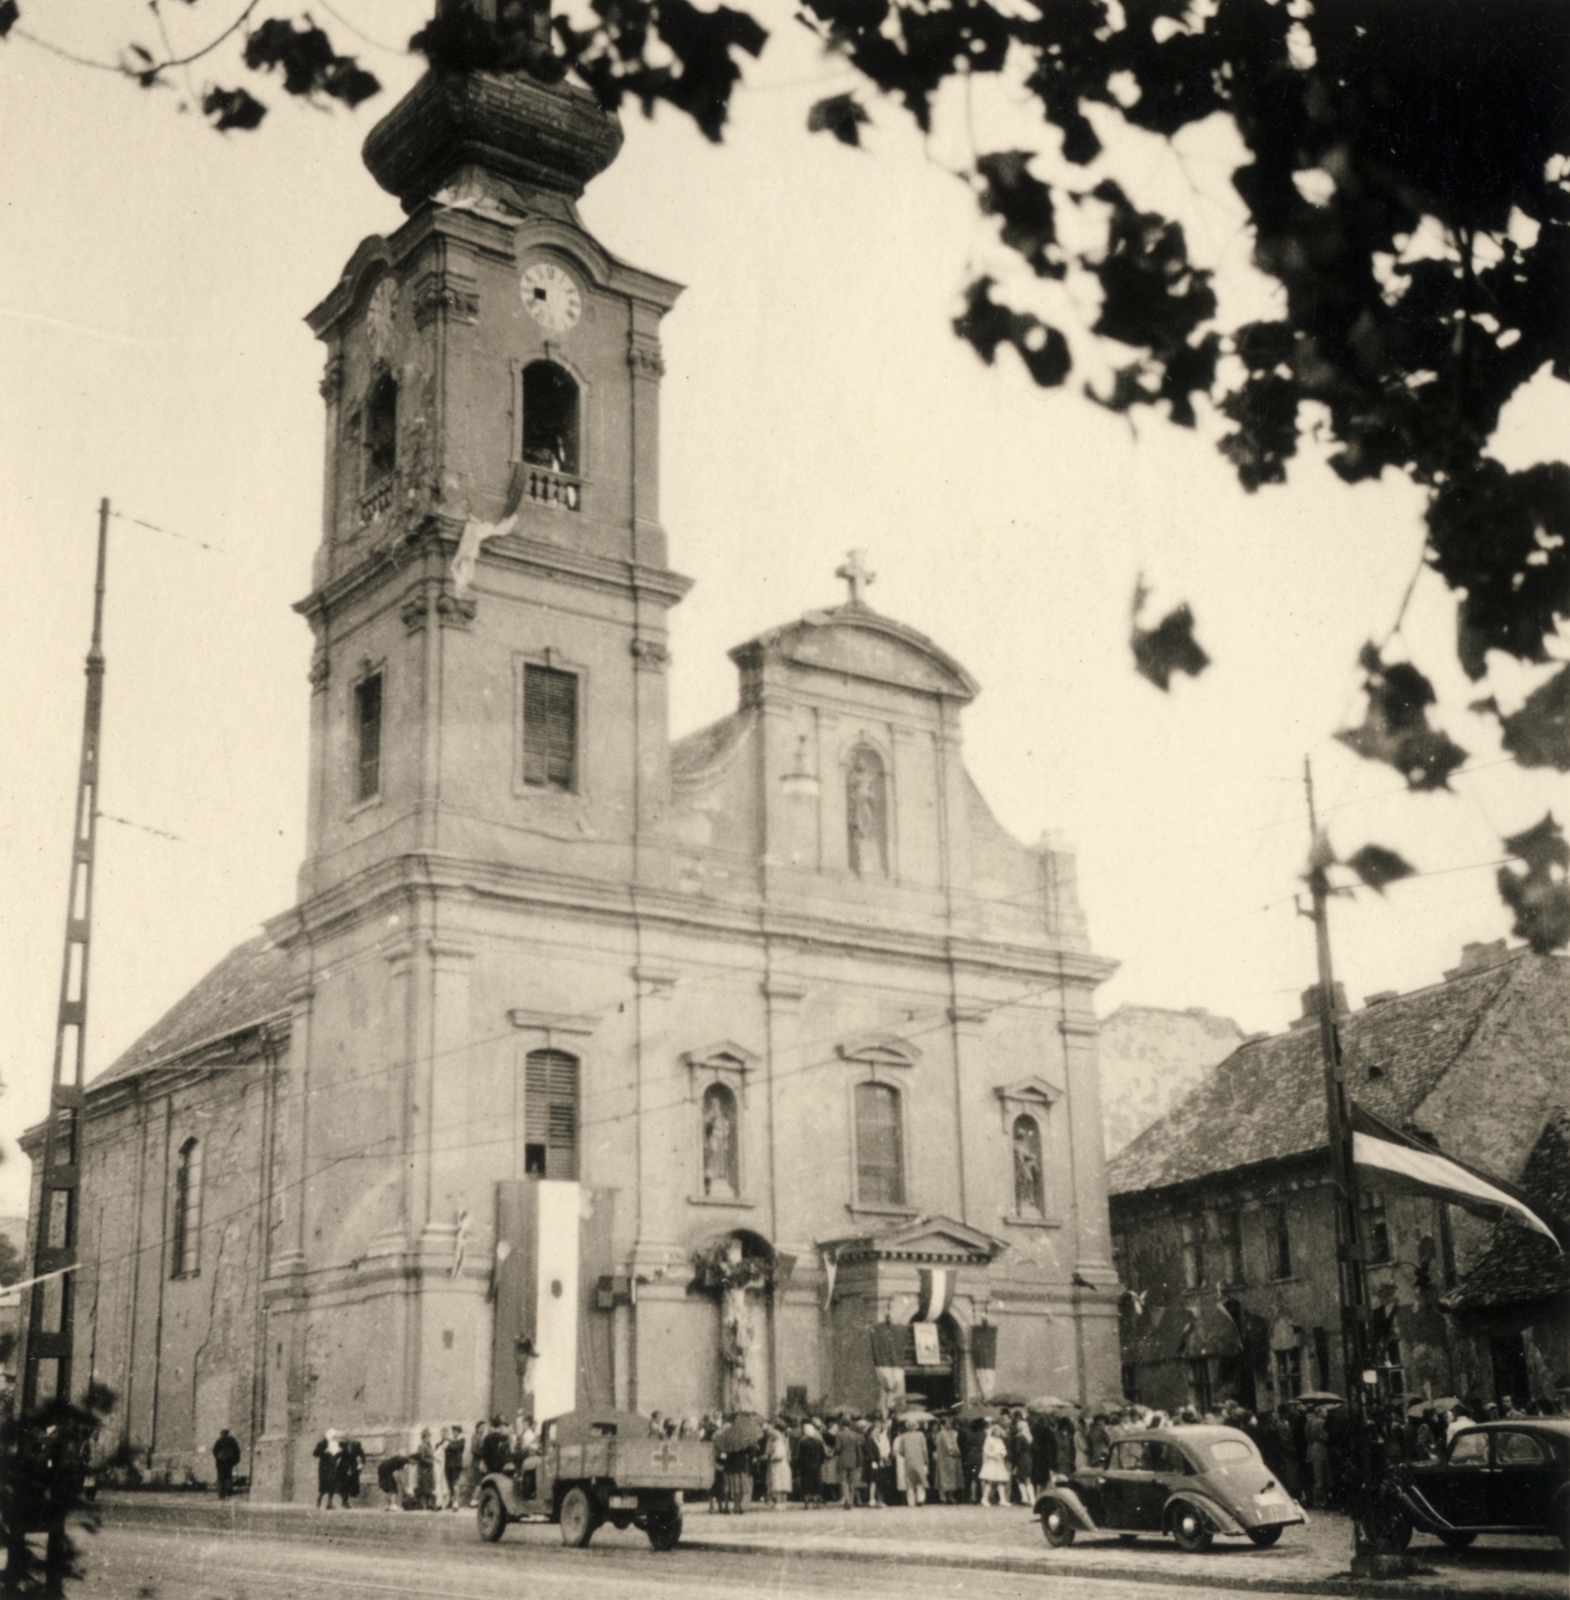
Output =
[{"x1": 1302, "y1": 759, "x2": 1403, "y2": 1576}]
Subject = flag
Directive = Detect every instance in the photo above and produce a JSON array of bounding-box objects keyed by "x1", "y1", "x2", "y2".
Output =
[
  {"x1": 451, "y1": 463, "x2": 526, "y2": 600},
  {"x1": 820, "y1": 1248, "x2": 838, "y2": 1310},
  {"x1": 917, "y1": 1267, "x2": 955, "y2": 1322},
  {"x1": 1351, "y1": 1103, "x2": 1563, "y2": 1251}
]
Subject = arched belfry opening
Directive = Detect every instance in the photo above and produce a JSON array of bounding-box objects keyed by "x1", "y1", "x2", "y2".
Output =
[
  {"x1": 522, "y1": 360, "x2": 580, "y2": 475},
  {"x1": 363, "y1": 367, "x2": 398, "y2": 484}
]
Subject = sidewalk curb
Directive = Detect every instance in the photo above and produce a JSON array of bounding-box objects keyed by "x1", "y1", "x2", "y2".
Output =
[{"x1": 89, "y1": 1496, "x2": 1555, "y2": 1599}]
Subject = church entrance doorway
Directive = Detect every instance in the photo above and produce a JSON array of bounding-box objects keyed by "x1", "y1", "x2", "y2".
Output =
[{"x1": 903, "y1": 1311, "x2": 962, "y2": 1410}]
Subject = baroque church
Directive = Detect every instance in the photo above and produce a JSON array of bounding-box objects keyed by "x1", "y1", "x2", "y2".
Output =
[{"x1": 27, "y1": 33, "x2": 1120, "y2": 1500}]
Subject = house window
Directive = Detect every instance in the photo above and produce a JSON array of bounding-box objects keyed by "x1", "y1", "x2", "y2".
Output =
[
  {"x1": 1180, "y1": 1217, "x2": 1204, "y2": 1288},
  {"x1": 701, "y1": 1083, "x2": 739, "y2": 1199},
  {"x1": 524, "y1": 1049, "x2": 578, "y2": 1180},
  {"x1": 1186, "y1": 1357, "x2": 1213, "y2": 1414},
  {"x1": 1273, "y1": 1345, "x2": 1304, "y2": 1401},
  {"x1": 521, "y1": 361, "x2": 580, "y2": 474},
  {"x1": 1378, "y1": 1339, "x2": 1405, "y2": 1402},
  {"x1": 1360, "y1": 1190, "x2": 1391, "y2": 1264},
  {"x1": 1264, "y1": 1201, "x2": 1292, "y2": 1280},
  {"x1": 1312, "y1": 1326, "x2": 1331, "y2": 1390},
  {"x1": 845, "y1": 746, "x2": 888, "y2": 876},
  {"x1": 1208, "y1": 1208, "x2": 1243, "y2": 1285},
  {"x1": 522, "y1": 664, "x2": 577, "y2": 791},
  {"x1": 364, "y1": 370, "x2": 398, "y2": 484},
  {"x1": 355, "y1": 672, "x2": 383, "y2": 804},
  {"x1": 1436, "y1": 1200, "x2": 1457, "y2": 1287},
  {"x1": 1011, "y1": 1114, "x2": 1045, "y2": 1216},
  {"x1": 172, "y1": 1138, "x2": 202, "y2": 1278},
  {"x1": 855, "y1": 1081, "x2": 905, "y2": 1207},
  {"x1": 1112, "y1": 1229, "x2": 1133, "y2": 1289}
]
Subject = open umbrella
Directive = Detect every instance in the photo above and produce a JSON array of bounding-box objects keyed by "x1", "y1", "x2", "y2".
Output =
[
  {"x1": 713, "y1": 1413, "x2": 767, "y2": 1454},
  {"x1": 955, "y1": 1400, "x2": 1001, "y2": 1422},
  {"x1": 893, "y1": 1408, "x2": 936, "y2": 1426},
  {"x1": 1026, "y1": 1395, "x2": 1081, "y2": 1413},
  {"x1": 1408, "y1": 1396, "x2": 1461, "y2": 1417},
  {"x1": 1296, "y1": 1391, "x2": 1343, "y2": 1406},
  {"x1": 987, "y1": 1392, "x2": 1029, "y2": 1408}
]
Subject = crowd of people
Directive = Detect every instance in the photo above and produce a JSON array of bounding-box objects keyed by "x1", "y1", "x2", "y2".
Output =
[{"x1": 275, "y1": 1386, "x2": 1566, "y2": 1513}]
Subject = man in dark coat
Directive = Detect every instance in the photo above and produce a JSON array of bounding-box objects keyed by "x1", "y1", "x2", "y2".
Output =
[
  {"x1": 211, "y1": 1429, "x2": 241, "y2": 1500},
  {"x1": 335, "y1": 1436, "x2": 366, "y2": 1507},
  {"x1": 835, "y1": 1422, "x2": 865, "y2": 1508}
]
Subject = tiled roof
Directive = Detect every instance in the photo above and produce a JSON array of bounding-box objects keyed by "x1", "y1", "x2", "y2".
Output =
[
  {"x1": 1107, "y1": 958, "x2": 1529, "y2": 1196},
  {"x1": 1445, "y1": 1108, "x2": 1570, "y2": 1312},
  {"x1": 671, "y1": 713, "x2": 746, "y2": 779},
  {"x1": 89, "y1": 932, "x2": 293, "y2": 1091}
]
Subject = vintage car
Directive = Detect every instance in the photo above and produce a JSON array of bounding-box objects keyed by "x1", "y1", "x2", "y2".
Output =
[
  {"x1": 476, "y1": 1410, "x2": 714, "y2": 1550},
  {"x1": 1392, "y1": 1419, "x2": 1570, "y2": 1551},
  {"x1": 1035, "y1": 1426, "x2": 1308, "y2": 1552}
]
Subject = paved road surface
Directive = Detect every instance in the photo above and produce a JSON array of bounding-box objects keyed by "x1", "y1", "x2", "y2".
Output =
[{"x1": 78, "y1": 1522, "x2": 1309, "y2": 1600}]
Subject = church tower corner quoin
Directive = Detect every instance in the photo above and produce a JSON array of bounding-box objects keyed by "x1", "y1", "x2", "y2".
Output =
[{"x1": 37, "y1": 30, "x2": 1122, "y2": 1501}]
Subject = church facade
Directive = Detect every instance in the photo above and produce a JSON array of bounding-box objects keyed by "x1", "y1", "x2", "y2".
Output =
[{"x1": 27, "y1": 58, "x2": 1120, "y2": 1499}]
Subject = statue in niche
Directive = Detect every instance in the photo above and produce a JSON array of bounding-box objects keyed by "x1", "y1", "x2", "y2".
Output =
[
  {"x1": 1013, "y1": 1115, "x2": 1045, "y2": 1216},
  {"x1": 846, "y1": 747, "x2": 888, "y2": 876},
  {"x1": 702, "y1": 1084, "x2": 738, "y2": 1198}
]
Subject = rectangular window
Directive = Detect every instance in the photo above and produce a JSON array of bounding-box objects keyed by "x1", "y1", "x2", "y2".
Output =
[
  {"x1": 1112, "y1": 1230, "x2": 1133, "y2": 1289},
  {"x1": 1379, "y1": 1339, "x2": 1405, "y2": 1402},
  {"x1": 1208, "y1": 1208, "x2": 1243, "y2": 1285},
  {"x1": 1312, "y1": 1326, "x2": 1331, "y2": 1390},
  {"x1": 355, "y1": 673, "x2": 382, "y2": 803},
  {"x1": 1264, "y1": 1201, "x2": 1293, "y2": 1280},
  {"x1": 1186, "y1": 1357, "x2": 1213, "y2": 1415},
  {"x1": 522, "y1": 664, "x2": 578, "y2": 791},
  {"x1": 1180, "y1": 1218, "x2": 1204, "y2": 1288},
  {"x1": 854, "y1": 1082, "x2": 905, "y2": 1207},
  {"x1": 172, "y1": 1139, "x2": 202, "y2": 1278},
  {"x1": 1273, "y1": 1345, "x2": 1304, "y2": 1401},
  {"x1": 524, "y1": 1049, "x2": 579, "y2": 1180},
  {"x1": 1360, "y1": 1190, "x2": 1391, "y2": 1264},
  {"x1": 1436, "y1": 1200, "x2": 1457, "y2": 1287}
]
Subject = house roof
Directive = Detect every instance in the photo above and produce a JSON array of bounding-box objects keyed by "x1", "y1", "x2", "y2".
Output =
[
  {"x1": 1445, "y1": 1108, "x2": 1570, "y2": 1313},
  {"x1": 89, "y1": 932, "x2": 293, "y2": 1092},
  {"x1": 1107, "y1": 956, "x2": 1537, "y2": 1197}
]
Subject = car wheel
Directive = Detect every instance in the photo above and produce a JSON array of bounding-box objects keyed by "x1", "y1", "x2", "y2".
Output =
[
  {"x1": 646, "y1": 1507, "x2": 683, "y2": 1551},
  {"x1": 476, "y1": 1486, "x2": 507, "y2": 1543},
  {"x1": 1171, "y1": 1506, "x2": 1214, "y2": 1553},
  {"x1": 1040, "y1": 1503, "x2": 1077, "y2": 1547},
  {"x1": 1437, "y1": 1529, "x2": 1477, "y2": 1550},
  {"x1": 1118, "y1": 1533, "x2": 1139, "y2": 1544},
  {"x1": 559, "y1": 1486, "x2": 598, "y2": 1548},
  {"x1": 1247, "y1": 1524, "x2": 1283, "y2": 1548}
]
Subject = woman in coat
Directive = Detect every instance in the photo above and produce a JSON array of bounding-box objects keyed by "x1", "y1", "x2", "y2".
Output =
[
  {"x1": 334, "y1": 1436, "x2": 365, "y2": 1507},
  {"x1": 933, "y1": 1421, "x2": 964, "y2": 1504},
  {"x1": 796, "y1": 1423, "x2": 826, "y2": 1508},
  {"x1": 895, "y1": 1423, "x2": 929, "y2": 1506},
  {"x1": 313, "y1": 1429, "x2": 341, "y2": 1509},
  {"x1": 1008, "y1": 1416, "x2": 1035, "y2": 1505},
  {"x1": 766, "y1": 1426, "x2": 792, "y2": 1507},
  {"x1": 978, "y1": 1425, "x2": 1011, "y2": 1506}
]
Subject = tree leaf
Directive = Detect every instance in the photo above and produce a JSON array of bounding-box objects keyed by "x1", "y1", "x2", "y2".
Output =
[
  {"x1": 1334, "y1": 644, "x2": 1467, "y2": 790},
  {"x1": 0, "y1": 3, "x2": 17, "y2": 40},
  {"x1": 952, "y1": 277, "x2": 1071, "y2": 388},
  {"x1": 1131, "y1": 596, "x2": 1210, "y2": 692},
  {"x1": 1498, "y1": 813, "x2": 1570, "y2": 953},
  {"x1": 975, "y1": 151, "x2": 1065, "y2": 279},
  {"x1": 1345, "y1": 844, "x2": 1416, "y2": 895},
  {"x1": 242, "y1": 20, "x2": 379, "y2": 109},
  {"x1": 1486, "y1": 665, "x2": 1570, "y2": 772},
  {"x1": 203, "y1": 86, "x2": 267, "y2": 132},
  {"x1": 807, "y1": 93, "x2": 869, "y2": 147}
]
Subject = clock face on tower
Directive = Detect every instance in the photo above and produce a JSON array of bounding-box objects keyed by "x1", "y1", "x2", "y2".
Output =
[{"x1": 520, "y1": 262, "x2": 582, "y2": 333}]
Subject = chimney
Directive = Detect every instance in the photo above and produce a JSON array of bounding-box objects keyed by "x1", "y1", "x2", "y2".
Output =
[
  {"x1": 1291, "y1": 982, "x2": 1349, "y2": 1029},
  {"x1": 1443, "y1": 939, "x2": 1511, "y2": 981}
]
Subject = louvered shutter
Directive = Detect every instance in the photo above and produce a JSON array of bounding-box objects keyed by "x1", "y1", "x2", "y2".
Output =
[
  {"x1": 855, "y1": 1081, "x2": 904, "y2": 1207},
  {"x1": 525, "y1": 1049, "x2": 578, "y2": 1179},
  {"x1": 523, "y1": 665, "x2": 577, "y2": 790}
]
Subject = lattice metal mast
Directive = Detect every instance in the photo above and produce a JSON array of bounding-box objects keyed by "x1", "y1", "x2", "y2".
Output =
[{"x1": 21, "y1": 498, "x2": 109, "y2": 1414}]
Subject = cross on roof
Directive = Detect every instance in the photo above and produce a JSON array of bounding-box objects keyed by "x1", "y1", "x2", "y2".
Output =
[{"x1": 836, "y1": 549, "x2": 877, "y2": 608}]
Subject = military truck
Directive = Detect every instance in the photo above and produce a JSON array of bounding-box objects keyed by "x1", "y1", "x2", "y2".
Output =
[{"x1": 475, "y1": 1410, "x2": 714, "y2": 1550}]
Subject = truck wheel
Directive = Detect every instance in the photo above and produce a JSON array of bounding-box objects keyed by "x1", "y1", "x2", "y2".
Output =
[
  {"x1": 476, "y1": 1486, "x2": 507, "y2": 1543},
  {"x1": 1437, "y1": 1529, "x2": 1476, "y2": 1550},
  {"x1": 1040, "y1": 1502, "x2": 1077, "y2": 1547},
  {"x1": 1171, "y1": 1506, "x2": 1214, "y2": 1553},
  {"x1": 560, "y1": 1486, "x2": 598, "y2": 1548},
  {"x1": 646, "y1": 1507, "x2": 683, "y2": 1551}
]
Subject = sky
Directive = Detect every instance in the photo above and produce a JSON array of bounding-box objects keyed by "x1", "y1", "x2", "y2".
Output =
[{"x1": 2, "y1": 1, "x2": 1567, "y2": 1217}]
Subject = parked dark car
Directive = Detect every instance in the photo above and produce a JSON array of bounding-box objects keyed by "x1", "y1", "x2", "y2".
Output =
[
  {"x1": 1393, "y1": 1419, "x2": 1569, "y2": 1552},
  {"x1": 1035, "y1": 1425, "x2": 1307, "y2": 1552}
]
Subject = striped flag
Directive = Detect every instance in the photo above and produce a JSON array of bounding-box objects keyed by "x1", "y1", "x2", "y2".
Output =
[
  {"x1": 917, "y1": 1267, "x2": 955, "y2": 1322},
  {"x1": 1351, "y1": 1103, "x2": 1563, "y2": 1251}
]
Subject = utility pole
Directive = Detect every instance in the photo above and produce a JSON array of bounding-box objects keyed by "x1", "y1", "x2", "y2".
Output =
[
  {"x1": 20, "y1": 498, "x2": 110, "y2": 1415},
  {"x1": 1302, "y1": 757, "x2": 1409, "y2": 1578}
]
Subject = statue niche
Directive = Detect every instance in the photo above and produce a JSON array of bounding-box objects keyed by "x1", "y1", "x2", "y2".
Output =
[{"x1": 846, "y1": 745, "x2": 888, "y2": 877}]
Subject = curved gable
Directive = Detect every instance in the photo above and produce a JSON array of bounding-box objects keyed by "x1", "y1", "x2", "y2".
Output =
[{"x1": 730, "y1": 607, "x2": 978, "y2": 703}]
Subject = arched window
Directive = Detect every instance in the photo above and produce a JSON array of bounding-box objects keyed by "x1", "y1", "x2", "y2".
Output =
[
  {"x1": 846, "y1": 746, "x2": 888, "y2": 876},
  {"x1": 701, "y1": 1083, "x2": 739, "y2": 1199},
  {"x1": 1011, "y1": 1114, "x2": 1044, "y2": 1217},
  {"x1": 363, "y1": 369, "x2": 398, "y2": 484},
  {"x1": 524, "y1": 1048, "x2": 578, "y2": 1180},
  {"x1": 855, "y1": 1081, "x2": 905, "y2": 1207},
  {"x1": 172, "y1": 1137, "x2": 203, "y2": 1278},
  {"x1": 522, "y1": 361, "x2": 580, "y2": 475}
]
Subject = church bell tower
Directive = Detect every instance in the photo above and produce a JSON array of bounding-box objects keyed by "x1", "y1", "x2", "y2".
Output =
[{"x1": 296, "y1": 9, "x2": 689, "y2": 905}]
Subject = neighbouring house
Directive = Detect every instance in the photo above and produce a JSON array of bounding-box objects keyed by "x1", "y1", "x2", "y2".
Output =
[
  {"x1": 1107, "y1": 941, "x2": 1570, "y2": 1416},
  {"x1": 1098, "y1": 1005, "x2": 1246, "y2": 1158},
  {"x1": 22, "y1": 46, "x2": 1122, "y2": 1497},
  {"x1": 1442, "y1": 1109, "x2": 1570, "y2": 1405}
]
